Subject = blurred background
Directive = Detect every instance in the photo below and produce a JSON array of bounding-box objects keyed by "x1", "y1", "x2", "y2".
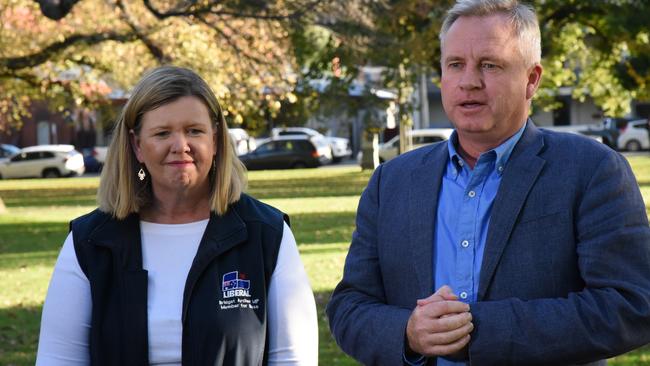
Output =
[{"x1": 1, "y1": 1, "x2": 650, "y2": 364}]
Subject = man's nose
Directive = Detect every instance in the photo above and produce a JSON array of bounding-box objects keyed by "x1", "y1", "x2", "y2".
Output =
[{"x1": 459, "y1": 67, "x2": 483, "y2": 90}]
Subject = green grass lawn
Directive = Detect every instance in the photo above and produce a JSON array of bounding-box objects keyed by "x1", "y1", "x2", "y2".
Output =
[{"x1": 1, "y1": 156, "x2": 650, "y2": 365}]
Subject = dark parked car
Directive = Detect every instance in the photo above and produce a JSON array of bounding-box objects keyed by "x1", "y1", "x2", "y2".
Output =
[
  {"x1": 81, "y1": 148, "x2": 102, "y2": 173},
  {"x1": 239, "y1": 136, "x2": 332, "y2": 170}
]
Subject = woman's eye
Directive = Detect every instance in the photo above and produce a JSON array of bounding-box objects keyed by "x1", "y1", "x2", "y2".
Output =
[
  {"x1": 188, "y1": 129, "x2": 204, "y2": 135},
  {"x1": 155, "y1": 131, "x2": 170, "y2": 137}
]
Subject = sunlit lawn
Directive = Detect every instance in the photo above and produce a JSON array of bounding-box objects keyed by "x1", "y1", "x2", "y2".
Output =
[{"x1": 1, "y1": 156, "x2": 650, "y2": 365}]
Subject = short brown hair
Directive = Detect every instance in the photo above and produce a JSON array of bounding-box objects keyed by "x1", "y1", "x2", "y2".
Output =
[{"x1": 97, "y1": 66, "x2": 246, "y2": 219}]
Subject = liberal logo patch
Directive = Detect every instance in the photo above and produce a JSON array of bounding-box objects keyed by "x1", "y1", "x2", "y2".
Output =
[
  {"x1": 219, "y1": 270, "x2": 259, "y2": 311},
  {"x1": 221, "y1": 271, "x2": 251, "y2": 298}
]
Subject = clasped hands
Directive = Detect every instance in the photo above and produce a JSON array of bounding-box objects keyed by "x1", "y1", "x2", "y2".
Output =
[{"x1": 406, "y1": 285, "x2": 473, "y2": 358}]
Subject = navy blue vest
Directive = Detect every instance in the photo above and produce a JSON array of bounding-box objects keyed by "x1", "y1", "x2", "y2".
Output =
[{"x1": 71, "y1": 194, "x2": 287, "y2": 366}]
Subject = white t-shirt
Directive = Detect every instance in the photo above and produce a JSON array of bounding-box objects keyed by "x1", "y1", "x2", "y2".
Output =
[{"x1": 36, "y1": 221, "x2": 318, "y2": 365}]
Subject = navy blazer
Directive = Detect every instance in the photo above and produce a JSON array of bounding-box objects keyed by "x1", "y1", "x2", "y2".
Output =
[{"x1": 327, "y1": 122, "x2": 650, "y2": 366}]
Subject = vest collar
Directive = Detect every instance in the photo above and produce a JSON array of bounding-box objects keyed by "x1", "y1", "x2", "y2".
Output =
[{"x1": 86, "y1": 207, "x2": 249, "y2": 271}]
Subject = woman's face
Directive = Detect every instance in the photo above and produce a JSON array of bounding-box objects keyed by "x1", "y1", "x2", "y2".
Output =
[{"x1": 131, "y1": 96, "x2": 217, "y2": 198}]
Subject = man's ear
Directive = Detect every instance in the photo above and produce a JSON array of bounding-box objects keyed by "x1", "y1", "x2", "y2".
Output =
[
  {"x1": 129, "y1": 130, "x2": 143, "y2": 163},
  {"x1": 526, "y1": 64, "x2": 543, "y2": 100}
]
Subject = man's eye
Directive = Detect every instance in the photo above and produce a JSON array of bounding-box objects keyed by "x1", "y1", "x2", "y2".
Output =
[
  {"x1": 482, "y1": 63, "x2": 497, "y2": 69},
  {"x1": 448, "y1": 62, "x2": 462, "y2": 69}
]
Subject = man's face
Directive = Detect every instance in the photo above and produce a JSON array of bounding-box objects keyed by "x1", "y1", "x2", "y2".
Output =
[{"x1": 440, "y1": 14, "x2": 542, "y2": 146}]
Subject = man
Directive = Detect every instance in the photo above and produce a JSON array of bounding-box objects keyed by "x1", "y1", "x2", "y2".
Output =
[{"x1": 326, "y1": 0, "x2": 650, "y2": 365}]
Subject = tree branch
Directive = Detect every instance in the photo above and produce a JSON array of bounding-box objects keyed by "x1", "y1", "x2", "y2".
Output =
[
  {"x1": 115, "y1": 0, "x2": 169, "y2": 62},
  {"x1": 143, "y1": 0, "x2": 323, "y2": 21},
  {"x1": 1, "y1": 32, "x2": 137, "y2": 70}
]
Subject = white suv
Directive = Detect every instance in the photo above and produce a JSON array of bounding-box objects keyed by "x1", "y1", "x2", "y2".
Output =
[
  {"x1": 0, "y1": 144, "x2": 85, "y2": 179},
  {"x1": 617, "y1": 119, "x2": 650, "y2": 151},
  {"x1": 379, "y1": 128, "x2": 454, "y2": 162}
]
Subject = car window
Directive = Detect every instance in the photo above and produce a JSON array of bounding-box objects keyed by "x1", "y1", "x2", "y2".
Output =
[
  {"x1": 10, "y1": 153, "x2": 27, "y2": 162},
  {"x1": 255, "y1": 142, "x2": 276, "y2": 154},
  {"x1": 295, "y1": 140, "x2": 315, "y2": 152},
  {"x1": 29, "y1": 152, "x2": 44, "y2": 160},
  {"x1": 275, "y1": 141, "x2": 295, "y2": 152},
  {"x1": 278, "y1": 131, "x2": 306, "y2": 136},
  {"x1": 41, "y1": 151, "x2": 55, "y2": 159}
]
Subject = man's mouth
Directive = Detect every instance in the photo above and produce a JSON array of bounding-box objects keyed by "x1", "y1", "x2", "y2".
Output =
[{"x1": 459, "y1": 100, "x2": 485, "y2": 108}]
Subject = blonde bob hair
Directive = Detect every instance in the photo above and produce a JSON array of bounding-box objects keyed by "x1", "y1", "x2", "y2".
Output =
[{"x1": 97, "y1": 66, "x2": 246, "y2": 219}]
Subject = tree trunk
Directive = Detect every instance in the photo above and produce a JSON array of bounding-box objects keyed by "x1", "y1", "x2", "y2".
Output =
[
  {"x1": 0, "y1": 197, "x2": 6, "y2": 214},
  {"x1": 360, "y1": 130, "x2": 379, "y2": 170}
]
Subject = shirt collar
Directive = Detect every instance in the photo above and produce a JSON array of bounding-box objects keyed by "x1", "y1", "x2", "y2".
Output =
[{"x1": 447, "y1": 122, "x2": 527, "y2": 176}]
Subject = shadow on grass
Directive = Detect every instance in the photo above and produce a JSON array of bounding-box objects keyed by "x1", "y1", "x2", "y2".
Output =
[
  {"x1": 290, "y1": 212, "x2": 356, "y2": 246},
  {"x1": 0, "y1": 188, "x2": 98, "y2": 208},
  {"x1": 0, "y1": 175, "x2": 370, "y2": 206},
  {"x1": 0, "y1": 211, "x2": 354, "y2": 254},
  {"x1": 248, "y1": 176, "x2": 370, "y2": 199},
  {"x1": 0, "y1": 305, "x2": 41, "y2": 366},
  {"x1": 0, "y1": 222, "x2": 68, "y2": 255}
]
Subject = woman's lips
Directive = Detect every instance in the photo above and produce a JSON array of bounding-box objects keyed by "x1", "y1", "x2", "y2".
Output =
[{"x1": 167, "y1": 161, "x2": 194, "y2": 167}]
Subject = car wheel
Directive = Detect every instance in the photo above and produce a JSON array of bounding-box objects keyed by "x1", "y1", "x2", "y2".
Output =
[
  {"x1": 292, "y1": 161, "x2": 307, "y2": 169},
  {"x1": 42, "y1": 169, "x2": 61, "y2": 178},
  {"x1": 625, "y1": 140, "x2": 642, "y2": 152}
]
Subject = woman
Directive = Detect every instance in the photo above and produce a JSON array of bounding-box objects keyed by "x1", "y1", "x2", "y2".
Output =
[{"x1": 36, "y1": 66, "x2": 318, "y2": 365}]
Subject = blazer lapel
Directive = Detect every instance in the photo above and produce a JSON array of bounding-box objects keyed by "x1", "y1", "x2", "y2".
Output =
[
  {"x1": 478, "y1": 122, "x2": 546, "y2": 300},
  {"x1": 409, "y1": 144, "x2": 449, "y2": 297}
]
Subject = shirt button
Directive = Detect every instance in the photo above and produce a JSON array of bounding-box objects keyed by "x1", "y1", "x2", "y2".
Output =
[
  {"x1": 460, "y1": 292, "x2": 468, "y2": 299},
  {"x1": 468, "y1": 190, "x2": 476, "y2": 198},
  {"x1": 498, "y1": 166, "x2": 504, "y2": 172},
  {"x1": 461, "y1": 240, "x2": 469, "y2": 248},
  {"x1": 458, "y1": 160, "x2": 464, "y2": 166}
]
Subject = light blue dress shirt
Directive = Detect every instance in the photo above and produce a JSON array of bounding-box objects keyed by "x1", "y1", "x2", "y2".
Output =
[
  {"x1": 433, "y1": 124, "x2": 525, "y2": 366},
  {"x1": 403, "y1": 124, "x2": 526, "y2": 366}
]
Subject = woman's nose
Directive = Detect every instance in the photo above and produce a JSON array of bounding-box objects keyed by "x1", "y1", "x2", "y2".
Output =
[{"x1": 171, "y1": 133, "x2": 190, "y2": 153}]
